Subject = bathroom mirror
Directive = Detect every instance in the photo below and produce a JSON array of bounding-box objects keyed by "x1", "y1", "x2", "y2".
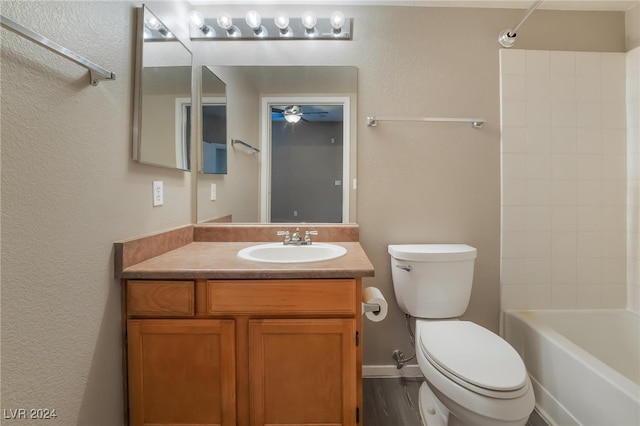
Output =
[
  {"x1": 196, "y1": 65, "x2": 357, "y2": 224},
  {"x1": 132, "y1": 6, "x2": 193, "y2": 171},
  {"x1": 200, "y1": 66, "x2": 227, "y2": 174}
]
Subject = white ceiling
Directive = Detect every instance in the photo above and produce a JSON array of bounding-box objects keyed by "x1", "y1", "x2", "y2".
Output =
[{"x1": 190, "y1": 0, "x2": 639, "y2": 12}]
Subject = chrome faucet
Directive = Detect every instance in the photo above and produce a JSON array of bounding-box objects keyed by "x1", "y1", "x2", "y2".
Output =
[{"x1": 277, "y1": 228, "x2": 318, "y2": 245}]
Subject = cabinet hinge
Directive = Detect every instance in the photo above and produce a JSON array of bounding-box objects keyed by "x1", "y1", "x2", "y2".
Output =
[
  {"x1": 356, "y1": 406, "x2": 360, "y2": 423},
  {"x1": 355, "y1": 331, "x2": 359, "y2": 346}
]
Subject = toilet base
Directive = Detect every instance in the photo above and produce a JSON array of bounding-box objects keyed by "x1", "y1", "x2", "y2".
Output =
[
  {"x1": 418, "y1": 382, "x2": 448, "y2": 426},
  {"x1": 419, "y1": 379, "x2": 531, "y2": 426}
]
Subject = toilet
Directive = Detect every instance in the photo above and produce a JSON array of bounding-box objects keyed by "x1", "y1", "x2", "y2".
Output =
[{"x1": 389, "y1": 244, "x2": 534, "y2": 426}]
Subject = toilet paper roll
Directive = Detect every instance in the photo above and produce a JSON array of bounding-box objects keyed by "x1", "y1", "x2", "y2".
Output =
[{"x1": 362, "y1": 287, "x2": 388, "y2": 322}]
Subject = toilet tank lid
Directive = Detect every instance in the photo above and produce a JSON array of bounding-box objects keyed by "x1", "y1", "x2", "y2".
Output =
[{"x1": 388, "y1": 244, "x2": 477, "y2": 261}]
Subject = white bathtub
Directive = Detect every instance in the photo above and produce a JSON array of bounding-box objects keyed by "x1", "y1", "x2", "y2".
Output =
[{"x1": 503, "y1": 309, "x2": 640, "y2": 426}]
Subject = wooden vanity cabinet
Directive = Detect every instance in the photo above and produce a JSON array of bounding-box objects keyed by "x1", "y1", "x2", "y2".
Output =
[
  {"x1": 123, "y1": 278, "x2": 362, "y2": 426},
  {"x1": 125, "y1": 280, "x2": 236, "y2": 426}
]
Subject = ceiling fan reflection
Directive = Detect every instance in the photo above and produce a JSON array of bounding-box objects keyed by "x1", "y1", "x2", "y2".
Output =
[{"x1": 272, "y1": 105, "x2": 328, "y2": 123}]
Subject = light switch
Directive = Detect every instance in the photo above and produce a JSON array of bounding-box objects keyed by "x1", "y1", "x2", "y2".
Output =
[
  {"x1": 210, "y1": 183, "x2": 217, "y2": 201},
  {"x1": 153, "y1": 181, "x2": 163, "y2": 206}
]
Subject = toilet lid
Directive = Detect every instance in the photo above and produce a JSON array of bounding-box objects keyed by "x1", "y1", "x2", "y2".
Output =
[{"x1": 419, "y1": 321, "x2": 527, "y2": 393}]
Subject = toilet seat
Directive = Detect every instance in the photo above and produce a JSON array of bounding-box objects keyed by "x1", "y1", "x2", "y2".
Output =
[{"x1": 419, "y1": 321, "x2": 529, "y2": 399}]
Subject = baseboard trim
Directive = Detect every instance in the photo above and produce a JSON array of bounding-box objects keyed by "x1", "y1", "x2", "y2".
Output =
[{"x1": 363, "y1": 364, "x2": 422, "y2": 378}]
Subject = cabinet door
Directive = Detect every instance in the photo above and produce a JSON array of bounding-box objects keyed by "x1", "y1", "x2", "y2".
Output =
[
  {"x1": 127, "y1": 319, "x2": 236, "y2": 426},
  {"x1": 249, "y1": 319, "x2": 357, "y2": 426}
]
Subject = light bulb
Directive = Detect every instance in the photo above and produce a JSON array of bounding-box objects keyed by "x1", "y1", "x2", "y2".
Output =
[
  {"x1": 189, "y1": 11, "x2": 205, "y2": 28},
  {"x1": 216, "y1": 12, "x2": 233, "y2": 30},
  {"x1": 145, "y1": 16, "x2": 169, "y2": 37},
  {"x1": 217, "y1": 12, "x2": 240, "y2": 37},
  {"x1": 330, "y1": 11, "x2": 345, "y2": 33},
  {"x1": 245, "y1": 10, "x2": 267, "y2": 36},
  {"x1": 274, "y1": 12, "x2": 289, "y2": 30},
  {"x1": 301, "y1": 11, "x2": 317, "y2": 32},
  {"x1": 274, "y1": 12, "x2": 291, "y2": 37},
  {"x1": 245, "y1": 11, "x2": 261, "y2": 30},
  {"x1": 145, "y1": 16, "x2": 162, "y2": 31},
  {"x1": 190, "y1": 10, "x2": 214, "y2": 36}
]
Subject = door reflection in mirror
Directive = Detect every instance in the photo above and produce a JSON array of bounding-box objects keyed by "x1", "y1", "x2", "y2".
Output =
[
  {"x1": 200, "y1": 67, "x2": 227, "y2": 174},
  {"x1": 270, "y1": 105, "x2": 344, "y2": 223},
  {"x1": 202, "y1": 104, "x2": 227, "y2": 174}
]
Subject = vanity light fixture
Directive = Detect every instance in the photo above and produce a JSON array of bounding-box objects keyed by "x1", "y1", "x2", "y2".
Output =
[
  {"x1": 189, "y1": 11, "x2": 215, "y2": 37},
  {"x1": 189, "y1": 10, "x2": 351, "y2": 40},
  {"x1": 216, "y1": 12, "x2": 241, "y2": 38}
]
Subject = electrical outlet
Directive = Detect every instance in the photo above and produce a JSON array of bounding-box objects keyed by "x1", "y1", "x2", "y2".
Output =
[
  {"x1": 153, "y1": 181, "x2": 163, "y2": 206},
  {"x1": 210, "y1": 183, "x2": 217, "y2": 201}
]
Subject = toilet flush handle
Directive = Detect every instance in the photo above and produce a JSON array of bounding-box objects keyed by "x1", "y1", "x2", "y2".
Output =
[{"x1": 395, "y1": 264, "x2": 412, "y2": 272}]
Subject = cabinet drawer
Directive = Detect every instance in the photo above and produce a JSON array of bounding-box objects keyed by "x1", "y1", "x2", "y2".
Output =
[
  {"x1": 127, "y1": 280, "x2": 195, "y2": 317},
  {"x1": 207, "y1": 279, "x2": 356, "y2": 316}
]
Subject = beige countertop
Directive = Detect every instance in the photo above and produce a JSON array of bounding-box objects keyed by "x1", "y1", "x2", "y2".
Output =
[{"x1": 120, "y1": 241, "x2": 375, "y2": 280}]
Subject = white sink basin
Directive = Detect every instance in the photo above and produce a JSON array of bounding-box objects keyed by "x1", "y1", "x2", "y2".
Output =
[{"x1": 237, "y1": 243, "x2": 347, "y2": 263}]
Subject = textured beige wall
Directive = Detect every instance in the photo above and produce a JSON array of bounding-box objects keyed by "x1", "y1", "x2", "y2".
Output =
[
  {"x1": 0, "y1": 1, "x2": 194, "y2": 424},
  {"x1": 0, "y1": 1, "x2": 627, "y2": 423}
]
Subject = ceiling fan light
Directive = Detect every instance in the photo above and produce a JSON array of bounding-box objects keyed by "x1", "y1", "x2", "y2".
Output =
[{"x1": 284, "y1": 113, "x2": 302, "y2": 124}]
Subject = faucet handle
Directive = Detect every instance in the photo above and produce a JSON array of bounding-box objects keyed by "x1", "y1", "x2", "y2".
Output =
[
  {"x1": 277, "y1": 230, "x2": 291, "y2": 244},
  {"x1": 304, "y1": 230, "x2": 318, "y2": 244}
]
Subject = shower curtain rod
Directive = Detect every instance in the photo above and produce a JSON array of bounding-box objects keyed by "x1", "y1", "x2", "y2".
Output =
[
  {"x1": 498, "y1": 0, "x2": 544, "y2": 48},
  {"x1": 0, "y1": 15, "x2": 116, "y2": 86},
  {"x1": 366, "y1": 116, "x2": 485, "y2": 129}
]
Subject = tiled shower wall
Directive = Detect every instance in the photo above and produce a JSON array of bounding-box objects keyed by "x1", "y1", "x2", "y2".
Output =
[
  {"x1": 500, "y1": 49, "x2": 628, "y2": 310},
  {"x1": 628, "y1": 47, "x2": 640, "y2": 313}
]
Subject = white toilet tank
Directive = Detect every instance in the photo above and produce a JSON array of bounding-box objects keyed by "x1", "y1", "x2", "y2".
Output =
[{"x1": 389, "y1": 244, "x2": 477, "y2": 318}]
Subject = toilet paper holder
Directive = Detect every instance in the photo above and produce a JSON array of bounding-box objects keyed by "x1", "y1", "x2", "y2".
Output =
[{"x1": 362, "y1": 302, "x2": 381, "y2": 314}]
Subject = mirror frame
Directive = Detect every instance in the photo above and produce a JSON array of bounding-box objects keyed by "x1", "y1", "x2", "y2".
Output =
[{"x1": 132, "y1": 5, "x2": 193, "y2": 171}]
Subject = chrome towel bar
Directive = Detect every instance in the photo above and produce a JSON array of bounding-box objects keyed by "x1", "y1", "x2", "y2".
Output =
[
  {"x1": 1, "y1": 15, "x2": 116, "y2": 86},
  {"x1": 367, "y1": 116, "x2": 485, "y2": 129}
]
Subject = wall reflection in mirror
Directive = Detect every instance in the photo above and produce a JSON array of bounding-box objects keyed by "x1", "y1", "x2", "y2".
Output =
[
  {"x1": 133, "y1": 6, "x2": 192, "y2": 171},
  {"x1": 200, "y1": 67, "x2": 227, "y2": 174},
  {"x1": 197, "y1": 66, "x2": 357, "y2": 225}
]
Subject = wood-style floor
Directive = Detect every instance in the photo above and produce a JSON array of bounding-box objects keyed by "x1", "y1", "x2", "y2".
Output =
[
  {"x1": 362, "y1": 377, "x2": 544, "y2": 426},
  {"x1": 362, "y1": 377, "x2": 424, "y2": 426}
]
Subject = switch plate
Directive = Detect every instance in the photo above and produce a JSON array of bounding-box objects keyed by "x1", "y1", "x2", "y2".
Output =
[
  {"x1": 153, "y1": 181, "x2": 163, "y2": 206},
  {"x1": 210, "y1": 183, "x2": 217, "y2": 201}
]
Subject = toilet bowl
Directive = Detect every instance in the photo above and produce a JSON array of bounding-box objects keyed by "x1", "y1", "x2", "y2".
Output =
[
  {"x1": 415, "y1": 320, "x2": 534, "y2": 426},
  {"x1": 388, "y1": 244, "x2": 535, "y2": 426}
]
